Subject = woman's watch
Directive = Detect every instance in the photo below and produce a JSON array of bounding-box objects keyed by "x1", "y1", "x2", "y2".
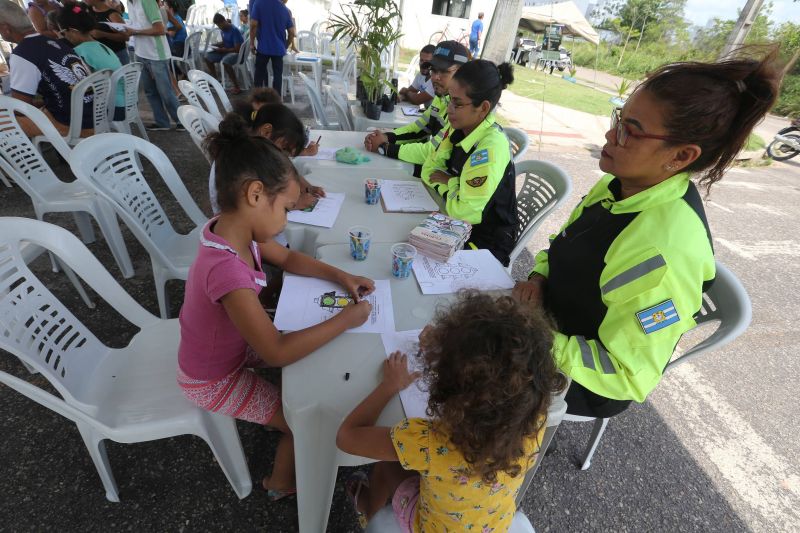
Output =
[{"x1": 377, "y1": 142, "x2": 389, "y2": 156}]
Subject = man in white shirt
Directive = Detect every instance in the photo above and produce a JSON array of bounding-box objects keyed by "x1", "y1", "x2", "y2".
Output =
[
  {"x1": 126, "y1": 0, "x2": 182, "y2": 130},
  {"x1": 398, "y1": 44, "x2": 435, "y2": 107}
]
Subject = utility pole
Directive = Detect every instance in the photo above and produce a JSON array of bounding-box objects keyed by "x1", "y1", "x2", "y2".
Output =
[
  {"x1": 481, "y1": 0, "x2": 525, "y2": 65},
  {"x1": 720, "y1": 0, "x2": 766, "y2": 58}
]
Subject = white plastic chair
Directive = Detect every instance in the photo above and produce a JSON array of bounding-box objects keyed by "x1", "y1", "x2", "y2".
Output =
[
  {"x1": 296, "y1": 30, "x2": 318, "y2": 54},
  {"x1": 327, "y1": 50, "x2": 356, "y2": 95},
  {"x1": 565, "y1": 261, "x2": 753, "y2": 470},
  {"x1": 505, "y1": 127, "x2": 530, "y2": 163},
  {"x1": 366, "y1": 509, "x2": 536, "y2": 532},
  {"x1": 188, "y1": 69, "x2": 232, "y2": 120},
  {"x1": 0, "y1": 217, "x2": 251, "y2": 502},
  {"x1": 0, "y1": 96, "x2": 134, "y2": 278},
  {"x1": 299, "y1": 72, "x2": 339, "y2": 130},
  {"x1": 510, "y1": 160, "x2": 573, "y2": 273},
  {"x1": 108, "y1": 62, "x2": 148, "y2": 141},
  {"x1": 178, "y1": 79, "x2": 206, "y2": 111},
  {"x1": 318, "y1": 32, "x2": 335, "y2": 63},
  {"x1": 325, "y1": 85, "x2": 353, "y2": 131},
  {"x1": 171, "y1": 30, "x2": 203, "y2": 79},
  {"x1": 220, "y1": 39, "x2": 250, "y2": 91},
  {"x1": 69, "y1": 133, "x2": 208, "y2": 319},
  {"x1": 277, "y1": 62, "x2": 296, "y2": 104},
  {"x1": 34, "y1": 69, "x2": 112, "y2": 150},
  {"x1": 177, "y1": 105, "x2": 220, "y2": 162}
]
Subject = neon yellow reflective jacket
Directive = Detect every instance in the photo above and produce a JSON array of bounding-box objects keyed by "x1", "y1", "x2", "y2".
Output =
[
  {"x1": 530, "y1": 172, "x2": 715, "y2": 402},
  {"x1": 385, "y1": 94, "x2": 450, "y2": 165}
]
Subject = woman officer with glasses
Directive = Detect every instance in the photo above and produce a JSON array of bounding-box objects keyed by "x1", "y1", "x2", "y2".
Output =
[
  {"x1": 420, "y1": 58, "x2": 517, "y2": 266},
  {"x1": 513, "y1": 49, "x2": 780, "y2": 419}
]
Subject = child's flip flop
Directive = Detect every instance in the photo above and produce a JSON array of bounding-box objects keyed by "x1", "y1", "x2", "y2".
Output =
[
  {"x1": 260, "y1": 477, "x2": 297, "y2": 502},
  {"x1": 345, "y1": 470, "x2": 370, "y2": 529}
]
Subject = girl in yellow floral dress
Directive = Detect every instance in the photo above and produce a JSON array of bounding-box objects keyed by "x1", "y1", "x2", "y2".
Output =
[{"x1": 337, "y1": 291, "x2": 566, "y2": 531}]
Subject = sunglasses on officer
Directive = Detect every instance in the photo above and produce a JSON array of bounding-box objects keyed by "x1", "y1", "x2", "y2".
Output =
[{"x1": 610, "y1": 107, "x2": 684, "y2": 147}]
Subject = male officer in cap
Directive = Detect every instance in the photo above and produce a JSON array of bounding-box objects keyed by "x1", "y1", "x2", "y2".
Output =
[{"x1": 364, "y1": 40, "x2": 470, "y2": 176}]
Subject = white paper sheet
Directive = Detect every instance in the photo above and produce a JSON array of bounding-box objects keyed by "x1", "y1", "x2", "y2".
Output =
[
  {"x1": 286, "y1": 192, "x2": 344, "y2": 228},
  {"x1": 274, "y1": 276, "x2": 395, "y2": 333},
  {"x1": 381, "y1": 330, "x2": 429, "y2": 420},
  {"x1": 401, "y1": 107, "x2": 422, "y2": 116},
  {"x1": 380, "y1": 180, "x2": 439, "y2": 213},
  {"x1": 412, "y1": 249, "x2": 515, "y2": 295},
  {"x1": 296, "y1": 147, "x2": 338, "y2": 161}
]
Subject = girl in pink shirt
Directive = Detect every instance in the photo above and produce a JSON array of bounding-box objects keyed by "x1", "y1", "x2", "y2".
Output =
[{"x1": 178, "y1": 113, "x2": 374, "y2": 500}]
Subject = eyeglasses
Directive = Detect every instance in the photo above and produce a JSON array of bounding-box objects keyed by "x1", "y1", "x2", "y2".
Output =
[
  {"x1": 447, "y1": 99, "x2": 473, "y2": 110},
  {"x1": 611, "y1": 108, "x2": 683, "y2": 147}
]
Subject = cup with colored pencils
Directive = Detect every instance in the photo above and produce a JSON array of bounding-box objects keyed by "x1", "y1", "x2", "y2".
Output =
[
  {"x1": 364, "y1": 178, "x2": 381, "y2": 205},
  {"x1": 348, "y1": 226, "x2": 372, "y2": 261}
]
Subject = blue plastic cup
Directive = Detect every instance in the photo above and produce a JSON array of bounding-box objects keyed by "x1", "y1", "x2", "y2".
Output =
[
  {"x1": 348, "y1": 226, "x2": 372, "y2": 261},
  {"x1": 391, "y1": 243, "x2": 417, "y2": 278},
  {"x1": 364, "y1": 178, "x2": 381, "y2": 205}
]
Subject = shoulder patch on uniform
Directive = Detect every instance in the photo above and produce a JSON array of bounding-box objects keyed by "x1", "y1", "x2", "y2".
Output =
[
  {"x1": 636, "y1": 299, "x2": 680, "y2": 334},
  {"x1": 470, "y1": 148, "x2": 489, "y2": 167},
  {"x1": 466, "y1": 176, "x2": 487, "y2": 188}
]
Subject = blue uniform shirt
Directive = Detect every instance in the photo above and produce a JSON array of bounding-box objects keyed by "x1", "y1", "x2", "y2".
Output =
[
  {"x1": 221, "y1": 25, "x2": 244, "y2": 49},
  {"x1": 470, "y1": 19, "x2": 483, "y2": 41},
  {"x1": 250, "y1": 0, "x2": 293, "y2": 56}
]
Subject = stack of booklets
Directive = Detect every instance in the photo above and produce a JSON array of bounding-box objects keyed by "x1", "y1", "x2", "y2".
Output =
[{"x1": 408, "y1": 212, "x2": 472, "y2": 263}]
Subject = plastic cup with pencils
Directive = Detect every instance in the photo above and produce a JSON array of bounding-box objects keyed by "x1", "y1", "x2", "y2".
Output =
[
  {"x1": 348, "y1": 225, "x2": 372, "y2": 261},
  {"x1": 391, "y1": 243, "x2": 416, "y2": 279},
  {"x1": 364, "y1": 178, "x2": 381, "y2": 205}
]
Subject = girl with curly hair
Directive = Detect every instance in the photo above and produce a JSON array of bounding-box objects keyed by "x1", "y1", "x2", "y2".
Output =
[{"x1": 337, "y1": 291, "x2": 567, "y2": 531}]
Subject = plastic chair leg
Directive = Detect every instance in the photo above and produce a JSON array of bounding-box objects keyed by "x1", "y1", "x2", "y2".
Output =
[
  {"x1": 73, "y1": 211, "x2": 97, "y2": 244},
  {"x1": 579, "y1": 417, "x2": 609, "y2": 470},
  {"x1": 0, "y1": 169, "x2": 11, "y2": 188},
  {"x1": 94, "y1": 201, "x2": 135, "y2": 279},
  {"x1": 76, "y1": 421, "x2": 120, "y2": 502},
  {"x1": 57, "y1": 257, "x2": 95, "y2": 308},
  {"x1": 153, "y1": 261, "x2": 170, "y2": 319},
  {"x1": 200, "y1": 411, "x2": 252, "y2": 499}
]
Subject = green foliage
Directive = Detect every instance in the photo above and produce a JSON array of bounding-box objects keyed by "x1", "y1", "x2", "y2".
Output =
[
  {"x1": 328, "y1": 0, "x2": 402, "y2": 102},
  {"x1": 616, "y1": 78, "x2": 632, "y2": 97},
  {"x1": 745, "y1": 133, "x2": 766, "y2": 151},
  {"x1": 774, "y1": 75, "x2": 800, "y2": 116}
]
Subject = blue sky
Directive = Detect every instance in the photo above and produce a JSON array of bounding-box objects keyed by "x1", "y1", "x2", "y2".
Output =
[{"x1": 682, "y1": 0, "x2": 797, "y2": 26}]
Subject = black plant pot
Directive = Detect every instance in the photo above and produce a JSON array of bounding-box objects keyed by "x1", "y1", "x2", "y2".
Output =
[
  {"x1": 365, "y1": 101, "x2": 382, "y2": 120},
  {"x1": 390, "y1": 78, "x2": 399, "y2": 104},
  {"x1": 356, "y1": 80, "x2": 365, "y2": 100},
  {"x1": 381, "y1": 95, "x2": 395, "y2": 113},
  {"x1": 361, "y1": 97, "x2": 367, "y2": 111}
]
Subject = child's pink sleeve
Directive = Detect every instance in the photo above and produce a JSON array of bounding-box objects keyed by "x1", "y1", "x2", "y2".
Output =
[{"x1": 206, "y1": 255, "x2": 258, "y2": 303}]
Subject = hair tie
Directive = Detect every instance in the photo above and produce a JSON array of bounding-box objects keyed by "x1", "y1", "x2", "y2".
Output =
[
  {"x1": 735, "y1": 80, "x2": 746, "y2": 93},
  {"x1": 72, "y1": 5, "x2": 81, "y2": 12},
  {"x1": 251, "y1": 110, "x2": 257, "y2": 121}
]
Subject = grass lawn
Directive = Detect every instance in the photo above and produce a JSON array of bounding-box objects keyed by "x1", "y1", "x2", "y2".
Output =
[
  {"x1": 745, "y1": 133, "x2": 766, "y2": 151},
  {"x1": 511, "y1": 67, "x2": 615, "y2": 117}
]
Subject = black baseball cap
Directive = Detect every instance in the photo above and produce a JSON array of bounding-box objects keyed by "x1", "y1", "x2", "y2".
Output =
[{"x1": 429, "y1": 41, "x2": 470, "y2": 70}]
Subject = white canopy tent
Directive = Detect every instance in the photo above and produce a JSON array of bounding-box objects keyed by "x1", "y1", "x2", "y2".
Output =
[{"x1": 518, "y1": 1, "x2": 600, "y2": 46}]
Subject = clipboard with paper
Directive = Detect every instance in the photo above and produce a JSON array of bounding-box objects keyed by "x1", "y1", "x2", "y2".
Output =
[{"x1": 380, "y1": 180, "x2": 439, "y2": 213}]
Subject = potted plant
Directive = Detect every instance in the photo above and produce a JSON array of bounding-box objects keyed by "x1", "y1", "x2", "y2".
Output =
[
  {"x1": 562, "y1": 65, "x2": 578, "y2": 83},
  {"x1": 610, "y1": 78, "x2": 632, "y2": 107},
  {"x1": 329, "y1": 0, "x2": 403, "y2": 120}
]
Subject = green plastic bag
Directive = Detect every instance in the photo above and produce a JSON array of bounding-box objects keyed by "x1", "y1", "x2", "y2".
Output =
[{"x1": 335, "y1": 147, "x2": 371, "y2": 165}]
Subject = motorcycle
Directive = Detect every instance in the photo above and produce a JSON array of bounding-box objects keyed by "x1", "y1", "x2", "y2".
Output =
[{"x1": 766, "y1": 119, "x2": 800, "y2": 161}]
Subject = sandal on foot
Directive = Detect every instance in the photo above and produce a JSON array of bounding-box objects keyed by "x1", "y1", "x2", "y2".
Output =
[
  {"x1": 346, "y1": 470, "x2": 369, "y2": 529},
  {"x1": 260, "y1": 478, "x2": 297, "y2": 502}
]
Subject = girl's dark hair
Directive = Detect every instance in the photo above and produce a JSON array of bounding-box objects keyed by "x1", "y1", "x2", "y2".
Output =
[
  {"x1": 421, "y1": 291, "x2": 566, "y2": 484},
  {"x1": 453, "y1": 59, "x2": 514, "y2": 110},
  {"x1": 640, "y1": 46, "x2": 781, "y2": 192},
  {"x1": 57, "y1": 1, "x2": 95, "y2": 33},
  {"x1": 203, "y1": 113, "x2": 298, "y2": 212},
  {"x1": 231, "y1": 100, "x2": 306, "y2": 157},
  {"x1": 250, "y1": 87, "x2": 282, "y2": 106}
]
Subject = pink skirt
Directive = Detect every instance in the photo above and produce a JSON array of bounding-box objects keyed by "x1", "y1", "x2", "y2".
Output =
[
  {"x1": 392, "y1": 475, "x2": 420, "y2": 532},
  {"x1": 177, "y1": 347, "x2": 280, "y2": 426}
]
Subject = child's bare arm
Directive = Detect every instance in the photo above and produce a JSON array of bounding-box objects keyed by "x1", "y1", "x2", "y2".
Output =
[
  {"x1": 222, "y1": 288, "x2": 371, "y2": 366},
  {"x1": 337, "y1": 352, "x2": 419, "y2": 460}
]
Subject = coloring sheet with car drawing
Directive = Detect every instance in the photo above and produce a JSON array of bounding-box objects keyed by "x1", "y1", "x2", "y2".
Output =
[
  {"x1": 412, "y1": 249, "x2": 515, "y2": 294},
  {"x1": 274, "y1": 275, "x2": 395, "y2": 333},
  {"x1": 381, "y1": 329, "x2": 429, "y2": 420},
  {"x1": 381, "y1": 180, "x2": 439, "y2": 213},
  {"x1": 286, "y1": 192, "x2": 344, "y2": 228}
]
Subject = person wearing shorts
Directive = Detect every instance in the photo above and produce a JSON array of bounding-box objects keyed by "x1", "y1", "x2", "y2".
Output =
[{"x1": 205, "y1": 12, "x2": 244, "y2": 94}]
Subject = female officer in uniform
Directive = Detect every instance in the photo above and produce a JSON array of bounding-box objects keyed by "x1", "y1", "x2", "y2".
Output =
[
  {"x1": 513, "y1": 50, "x2": 780, "y2": 418},
  {"x1": 420, "y1": 59, "x2": 517, "y2": 266}
]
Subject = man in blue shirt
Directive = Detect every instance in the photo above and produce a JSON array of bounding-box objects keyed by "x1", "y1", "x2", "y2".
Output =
[
  {"x1": 205, "y1": 13, "x2": 245, "y2": 94},
  {"x1": 249, "y1": 0, "x2": 295, "y2": 95},
  {"x1": 469, "y1": 11, "x2": 484, "y2": 58}
]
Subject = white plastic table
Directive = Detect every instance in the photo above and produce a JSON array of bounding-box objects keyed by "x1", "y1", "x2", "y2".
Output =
[
  {"x1": 294, "y1": 130, "x2": 413, "y2": 172},
  {"x1": 284, "y1": 167, "x2": 440, "y2": 256},
  {"x1": 350, "y1": 102, "x2": 419, "y2": 131},
  {"x1": 283, "y1": 243, "x2": 567, "y2": 533}
]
